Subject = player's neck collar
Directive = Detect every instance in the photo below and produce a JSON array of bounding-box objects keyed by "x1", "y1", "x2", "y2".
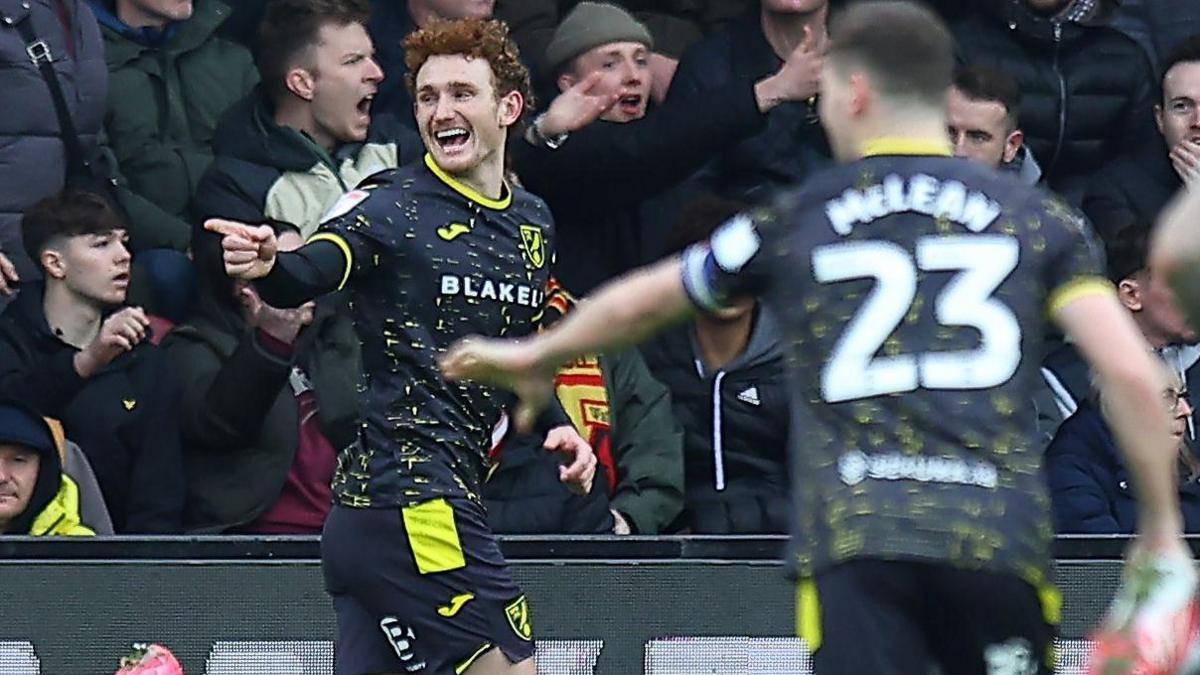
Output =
[
  {"x1": 423, "y1": 153, "x2": 512, "y2": 210},
  {"x1": 860, "y1": 137, "x2": 953, "y2": 158}
]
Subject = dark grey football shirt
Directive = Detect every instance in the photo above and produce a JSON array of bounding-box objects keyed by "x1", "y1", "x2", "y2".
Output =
[
  {"x1": 682, "y1": 147, "x2": 1108, "y2": 586},
  {"x1": 256, "y1": 154, "x2": 557, "y2": 509}
]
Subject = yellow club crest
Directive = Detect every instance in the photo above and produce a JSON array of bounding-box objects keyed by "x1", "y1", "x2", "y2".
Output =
[
  {"x1": 504, "y1": 595, "x2": 533, "y2": 641},
  {"x1": 519, "y1": 225, "x2": 545, "y2": 269}
]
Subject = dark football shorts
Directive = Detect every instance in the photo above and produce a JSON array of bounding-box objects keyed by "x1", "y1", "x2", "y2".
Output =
[
  {"x1": 321, "y1": 499, "x2": 535, "y2": 675},
  {"x1": 797, "y1": 558, "x2": 1059, "y2": 675}
]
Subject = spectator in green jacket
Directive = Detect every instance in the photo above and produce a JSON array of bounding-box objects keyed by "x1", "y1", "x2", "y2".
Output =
[
  {"x1": 88, "y1": 0, "x2": 257, "y2": 224},
  {"x1": 85, "y1": 0, "x2": 259, "y2": 320}
]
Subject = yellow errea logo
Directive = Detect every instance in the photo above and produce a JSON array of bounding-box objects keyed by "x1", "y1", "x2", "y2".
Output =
[
  {"x1": 519, "y1": 225, "x2": 545, "y2": 269},
  {"x1": 437, "y1": 222, "x2": 471, "y2": 241},
  {"x1": 504, "y1": 595, "x2": 533, "y2": 641},
  {"x1": 122, "y1": 399, "x2": 136, "y2": 411}
]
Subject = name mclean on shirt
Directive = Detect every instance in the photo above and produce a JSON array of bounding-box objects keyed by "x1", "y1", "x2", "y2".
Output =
[{"x1": 825, "y1": 173, "x2": 1002, "y2": 236}]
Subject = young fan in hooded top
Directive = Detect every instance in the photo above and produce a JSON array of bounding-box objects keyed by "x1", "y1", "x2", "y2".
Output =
[{"x1": 0, "y1": 400, "x2": 93, "y2": 536}]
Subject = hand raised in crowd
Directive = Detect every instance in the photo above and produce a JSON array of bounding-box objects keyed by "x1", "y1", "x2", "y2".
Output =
[
  {"x1": 242, "y1": 286, "x2": 315, "y2": 345},
  {"x1": 204, "y1": 219, "x2": 278, "y2": 280},
  {"x1": 73, "y1": 307, "x2": 150, "y2": 378},
  {"x1": 754, "y1": 23, "x2": 828, "y2": 113},
  {"x1": 536, "y1": 71, "x2": 622, "y2": 138},
  {"x1": 542, "y1": 424, "x2": 597, "y2": 496},
  {"x1": 647, "y1": 52, "x2": 679, "y2": 105},
  {"x1": 1169, "y1": 138, "x2": 1200, "y2": 187},
  {"x1": 0, "y1": 251, "x2": 18, "y2": 296}
]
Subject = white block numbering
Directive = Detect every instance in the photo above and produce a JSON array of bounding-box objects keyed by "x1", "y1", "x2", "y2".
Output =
[{"x1": 0, "y1": 642, "x2": 39, "y2": 675}]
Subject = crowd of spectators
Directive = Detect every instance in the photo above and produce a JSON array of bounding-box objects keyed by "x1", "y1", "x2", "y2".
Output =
[{"x1": 1, "y1": 0, "x2": 1199, "y2": 538}]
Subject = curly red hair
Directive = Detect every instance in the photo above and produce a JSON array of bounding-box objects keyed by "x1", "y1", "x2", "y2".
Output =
[{"x1": 403, "y1": 18, "x2": 535, "y2": 111}]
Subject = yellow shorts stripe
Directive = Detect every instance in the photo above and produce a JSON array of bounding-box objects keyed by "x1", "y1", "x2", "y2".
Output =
[
  {"x1": 1046, "y1": 276, "x2": 1115, "y2": 317},
  {"x1": 306, "y1": 232, "x2": 354, "y2": 291},
  {"x1": 402, "y1": 498, "x2": 466, "y2": 575},
  {"x1": 796, "y1": 578, "x2": 822, "y2": 652},
  {"x1": 455, "y1": 642, "x2": 493, "y2": 674}
]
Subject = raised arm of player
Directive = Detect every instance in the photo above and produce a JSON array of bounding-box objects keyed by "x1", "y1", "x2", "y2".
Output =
[
  {"x1": 1151, "y1": 186, "x2": 1200, "y2": 329},
  {"x1": 1060, "y1": 288, "x2": 1200, "y2": 675},
  {"x1": 1053, "y1": 291, "x2": 1185, "y2": 553},
  {"x1": 441, "y1": 257, "x2": 696, "y2": 430},
  {"x1": 204, "y1": 218, "x2": 350, "y2": 308}
]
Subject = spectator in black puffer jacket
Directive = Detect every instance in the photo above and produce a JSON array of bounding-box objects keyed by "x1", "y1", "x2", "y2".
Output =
[
  {"x1": 952, "y1": 0, "x2": 1158, "y2": 204},
  {"x1": 640, "y1": 195, "x2": 790, "y2": 534},
  {"x1": 664, "y1": 0, "x2": 831, "y2": 205},
  {"x1": 1111, "y1": 0, "x2": 1200, "y2": 72},
  {"x1": 0, "y1": 0, "x2": 107, "y2": 286}
]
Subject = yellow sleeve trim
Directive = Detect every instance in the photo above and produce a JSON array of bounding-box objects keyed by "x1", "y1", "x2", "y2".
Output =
[
  {"x1": 307, "y1": 232, "x2": 354, "y2": 291},
  {"x1": 1046, "y1": 276, "x2": 1116, "y2": 316},
  {"x1": 796, "y1": 578, "x2": 822, "y2": 652},
  {"x1": 402, "y1": 497, "x2": 466, "y2": 575}
]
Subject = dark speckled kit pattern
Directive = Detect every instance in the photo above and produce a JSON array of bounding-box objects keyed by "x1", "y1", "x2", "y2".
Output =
[
  {"x1": 687, "y1": 153, "x2": 1106, "y2": 588},
  {"x1": 318, "y1": 155, "x2": 555, "y2": 510}
]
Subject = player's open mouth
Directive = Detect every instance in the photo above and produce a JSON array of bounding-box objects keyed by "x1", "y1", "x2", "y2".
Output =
[
  {"x1": 618, "y1": 94, "x2": 643, "y2": 115},
  {"x1": 435, "y1": 127, "x2": 471, "y2": 150},
  {"x1": 113, "y1": 271, "x2": 130, "y2": 287}
]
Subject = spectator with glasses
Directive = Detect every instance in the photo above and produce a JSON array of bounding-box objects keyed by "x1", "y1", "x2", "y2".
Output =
[{"x1": 1046, "y1": 361, "x2": 1200, "y2": 534}]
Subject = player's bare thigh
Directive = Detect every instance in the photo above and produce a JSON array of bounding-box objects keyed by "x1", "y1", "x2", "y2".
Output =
[
  {"x1": 463, "y1": 647, "x2": 536, "y2": 675},
  {"x1": 371, "y1": 647, "x2": 536, "y2": 675}
]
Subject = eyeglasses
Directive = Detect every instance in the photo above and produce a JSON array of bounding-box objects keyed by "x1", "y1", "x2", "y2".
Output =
[{"x1": 1165, "y1": 388, "x2": 1192, "y2": 412}]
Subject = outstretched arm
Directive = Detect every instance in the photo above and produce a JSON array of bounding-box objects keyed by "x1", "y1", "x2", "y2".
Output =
[
  {"x1": 530, "y1": 258, "x2": 695, "y2": 369},
  {"x1": 1061, "y1": 287, "x2": 1200, "y2": 675},
  {"x1": 441, "y1": 257, "x2": 696, "y2": 430},
  {"x1": 1152, "y1": 187, "x2": 1200, "y2": 329},
  {"x1": 204, "y1": 218, "x2": 350, "y2": 308}
]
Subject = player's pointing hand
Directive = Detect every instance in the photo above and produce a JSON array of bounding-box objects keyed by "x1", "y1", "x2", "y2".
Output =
[
  {"x1": 440, "y1": 336, "x2": 554, "y2": 433},
  {"x1": 204, "y1": 218, "x2": 278, "y2": 280}
]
